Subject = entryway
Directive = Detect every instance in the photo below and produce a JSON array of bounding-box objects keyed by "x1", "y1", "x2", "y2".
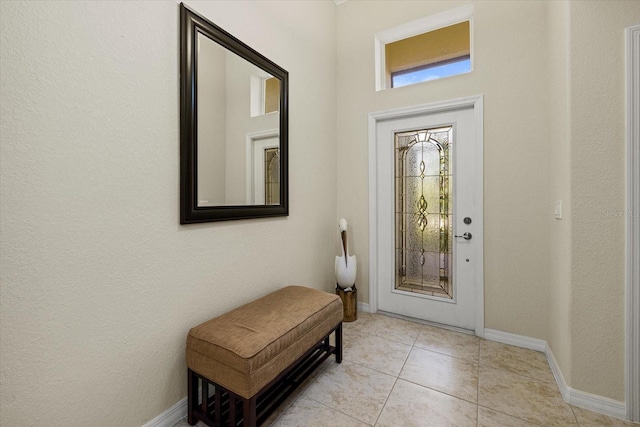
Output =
[{"x1": 368, "y1": 96, "x2": 484, "y2": 334}]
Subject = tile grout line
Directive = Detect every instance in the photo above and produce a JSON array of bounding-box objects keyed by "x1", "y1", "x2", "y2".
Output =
[
  {"x1": 268, "y1": 358, "x2": 335, "y2": 426},
  {"x1": 371, "y1": 336, "x2": 414, "y2": 427},
  {"x1": 302, "y1": 394, "x2": 375, "y2": 426},
  {"x1": 569, "y1": 404, "x2": 581, "y2": 427},
  {"x1": 476, "y1": 403, "x2": 547, "y2": 427},
  {"x1": 370, "y1": 376, "x2": 399, "y2": 427},
  {"x1": 354, "y1": 317, "x2": 567, "y2": 424},
  {"x1": 476, "y1": 345, "x2": 552, "y2": 425},
  {"x1": 412, "y1": 342, "x2": 480, "y2": 362},
  {"x1": 181, "y1": 315, "x2": 632, "y2": 427},
  {"x1": 371, "y1": 318, "x2": 566, "y2": 426},
  {"x1": 352, "y1": 318, "x2": 485, "y2": 424},
  {"x1": 392, "y1": 342, "x2": 482, "y2": 409}
]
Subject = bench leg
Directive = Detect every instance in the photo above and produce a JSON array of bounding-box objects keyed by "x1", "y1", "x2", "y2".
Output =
[
  {"x1": 214, "y1": 386, "x2": 222, "y2": 424},
  {"x1": 242, "y1": 395, "x2": 257, "y2": 426},
  {"x1": 202, "y1": 381, "x2": 209, "y2": 415},
  {"x1": 229, "y1": 394, "x2": 237, "y2": 426},
  {"x1": 187, "y1": 369, "x2": 198, "y2": 425},
  {"x1": 335, "y1": 322, "x2": 343, "y2": 363}
]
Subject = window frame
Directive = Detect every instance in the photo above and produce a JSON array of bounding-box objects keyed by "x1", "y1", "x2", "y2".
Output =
[
  {"x1": 391, "y1": 54, "x2": 471, "y2": 88},
  {"x1": 374, "y1": 4, "x2": 474, "y2": 91}
]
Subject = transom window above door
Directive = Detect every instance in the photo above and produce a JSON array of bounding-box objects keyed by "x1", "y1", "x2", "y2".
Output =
[
  {"x1": 387, "y1": 21, "x2": 470, "y2": 88},
  {"x1": 375, "y1": 4, "x2": 473, "y2": 91}
]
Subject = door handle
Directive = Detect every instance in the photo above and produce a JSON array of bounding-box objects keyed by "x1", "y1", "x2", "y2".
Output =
[{"x1": 455, "y1": 232, "x2": 472, "y2": 240}]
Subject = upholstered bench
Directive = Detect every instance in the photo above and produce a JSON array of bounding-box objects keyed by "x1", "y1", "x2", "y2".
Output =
[{"x1": 186, "y1": 286, "x2": 343, "y2": 427}]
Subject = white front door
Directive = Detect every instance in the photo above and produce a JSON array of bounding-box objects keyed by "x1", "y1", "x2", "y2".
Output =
[
  {"x1": 370, "y1": 98, "x2": 483, "y2": 332},
  {"x1": 246, "y1": 135, "x2": 279, "y2": 204}
]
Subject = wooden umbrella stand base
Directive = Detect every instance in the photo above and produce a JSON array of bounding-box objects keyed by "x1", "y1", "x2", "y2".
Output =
[{"x1": 335, "y1": 286, "x2": 357, "y2": 322}]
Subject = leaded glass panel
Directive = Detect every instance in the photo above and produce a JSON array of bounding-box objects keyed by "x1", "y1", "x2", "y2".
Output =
[
  {"x1": 394, "y1": 127, "x2": 453, "y2": 298},
  {"x1": 265, "y1": 148, "x2": 280, "y2": 205}
]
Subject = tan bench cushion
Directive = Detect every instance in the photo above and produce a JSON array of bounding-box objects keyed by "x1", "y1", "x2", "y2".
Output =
[{"x1": 186, "y1": 286, "x2": 343, "y2": 399}]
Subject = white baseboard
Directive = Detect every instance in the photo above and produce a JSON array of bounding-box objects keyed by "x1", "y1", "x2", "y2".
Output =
[
  {"x1": 144, "y1": 329, "x2": 629, "y2": 425},
  {"x1": 358, "y1": 301, "x2": 371, "y2": 313},
  {"x1": 141, "y1": 397, "x2": 187, "y2": 427},
  {"x1": 141, "y1": 314, "x2": 355, "y2": 427},
  {"x1": 483, "y1": 328, "x2": 547, "y2": 352},
  {"x1": 570, "y1": 388, "x2": 628, "y2": 420},
  {"x1": 485, "y1": 328, "x2": 628, "y2": 421},
  {"x1": 545, "y1": 344, "x2": 570, "y2": 401},
  {"x1": 545, "y1": 346, "x2": 627, "y2": 420}
]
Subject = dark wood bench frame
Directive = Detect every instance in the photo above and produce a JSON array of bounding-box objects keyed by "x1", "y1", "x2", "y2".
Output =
[{"x1": 188, "y1": 322, "x2": 342, "y2": 426}]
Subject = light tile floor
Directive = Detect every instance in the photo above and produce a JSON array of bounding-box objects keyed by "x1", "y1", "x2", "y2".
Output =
[{"x1": 174, "y1": 312, "x2": 639, "y2": 427}]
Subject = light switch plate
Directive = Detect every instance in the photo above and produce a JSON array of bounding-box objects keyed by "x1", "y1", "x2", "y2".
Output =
[{"x1": 554, "y1": 200, "x2": 562, "y2": 220}]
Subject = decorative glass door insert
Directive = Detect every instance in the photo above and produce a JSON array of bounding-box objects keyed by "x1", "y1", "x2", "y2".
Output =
[
  {"x1": 395, "y1": 127, "x2": 453, "y2": 298},
  {"x1": 264, "y1": 148, "x2": 280, "y2": 205}
]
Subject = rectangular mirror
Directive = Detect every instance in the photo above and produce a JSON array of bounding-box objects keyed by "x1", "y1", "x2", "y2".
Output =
[{"x1": 180, "y1": 3, "x2": 289, "y2": 223}]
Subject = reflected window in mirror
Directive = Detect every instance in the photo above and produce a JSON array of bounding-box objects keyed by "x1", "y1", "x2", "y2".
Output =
[
  {"x1": 250, "y1": 76, "x2": 279, "y2": 117},
  {"x1": 264, "y1": 78, "x2": 279, "y2": 114}
]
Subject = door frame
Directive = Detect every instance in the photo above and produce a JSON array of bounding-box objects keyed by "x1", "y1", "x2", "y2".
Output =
[
  {"x1": 245, "y1": 129, "x2": 279, "y2": 204},
  {"x1": 625, "y1": 23, "x2": 640, "y2": 423},
  {"x1": 368, "y1": 95, "x2": 484, "y2": 337}
]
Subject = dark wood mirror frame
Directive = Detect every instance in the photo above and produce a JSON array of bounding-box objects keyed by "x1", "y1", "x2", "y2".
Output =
[{"x1": 180, "y1": 3, "x2": 289, "y2": 224}]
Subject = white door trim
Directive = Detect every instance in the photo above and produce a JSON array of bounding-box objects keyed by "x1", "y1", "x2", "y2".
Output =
[
  {"x1": 625, "y1": 23, "x2": 640, "y2": 423},
  {"x1": 245, "y1": 129, "x2": 279, "y2": 204},
  {"x1": 368, "y1": 95, "x2": 484, "y2": 337}
]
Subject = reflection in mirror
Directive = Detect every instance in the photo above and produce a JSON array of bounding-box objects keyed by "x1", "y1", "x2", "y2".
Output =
[
  {"x1": 265, "y1": 147, "x2": 280, "y2": 205},
  {"x1": 249, "y1": 134, "x2": 279, "y2": 205},
  {"x1": 180, "y1": 3, "x2": 288, "y2": 223},
  {"x1": 196, "y1": 32, "x2": 280, "y2": 207}
]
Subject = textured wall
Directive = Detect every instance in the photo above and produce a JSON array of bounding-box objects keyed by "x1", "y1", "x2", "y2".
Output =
[
  {"x1": 0, "y1": 1, "x2": 337, "y2": 425},
  {"x1": 335, "y1": 0, "x2": 635, "y2": 404},
  {"x1": 1, "y1": 1, "x2": 635, "y2": 423},
  {"x1": 546, "y1": 0, "x2": 574, "y2": 388},
  {"x1": 567, "y1": 0, "x2": 640, "y2": 401},
  {"x1": 336, "y1": 0, "x2": 551, "y2": 340},
  {"x1": 546, "y1": 0, "x2": 640, "y2": 402}
]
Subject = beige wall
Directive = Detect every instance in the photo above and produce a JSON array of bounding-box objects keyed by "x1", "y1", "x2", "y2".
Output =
[
  {"x1": 1, "y1": 0, "x2": 636, "y2": 424},
  {"x1": 337, "y1": 0, "x2": 551, "y2": 340},
  {"x1": 547, "y1": 0, "x2": 574, "y2": 389},
  {"x1": 336, "y1": 0, "x2": 636, "y2": 403},
  {"x1": 0, "y1": 1, "x2": 336, "y2": 425},
  {"x1": 566, "y1": 0, "x2": 640, "y2": 401},
  {"x1": 546, "y1": 0, "x2": 639, "y2": 403},
  {"x1": 197, "y1": 34, "x2": 227, "y2": 205}
]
